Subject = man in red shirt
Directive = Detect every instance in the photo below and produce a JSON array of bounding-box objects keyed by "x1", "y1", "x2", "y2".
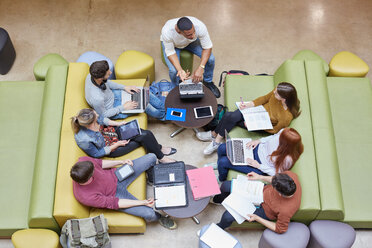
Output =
[
  {"x1": 212, "y1": 170, "x2": 301, "y2": 234},
  {"x1": 70, "y1": 153, "x2": 177, "y2": 230}
]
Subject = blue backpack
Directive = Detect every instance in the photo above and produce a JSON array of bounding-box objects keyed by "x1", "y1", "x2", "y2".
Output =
[{"x1": 149, "y1": 79, "x2": 176, "y2": 103}]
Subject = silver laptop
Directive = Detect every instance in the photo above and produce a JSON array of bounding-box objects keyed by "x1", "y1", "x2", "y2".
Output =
[
  {"x1": 121, "y1": 76, "x2": 150, "y2": 113},
  {"x1": 225, "y1": 130, "x2": 254, "y2": 166},
  {"x1": 179, "y1": 79, "x2": 204, "y2": 98}
]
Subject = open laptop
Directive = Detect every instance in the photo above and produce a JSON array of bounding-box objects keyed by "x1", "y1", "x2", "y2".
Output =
[
  {"x1": 225, "y1": 130, "x2": 254, "y2": 166},
  {"x1": 121, "y1": 76, "x2": 150, "y2": 113},
  {"x1": 179, "y1": 79, "x2": 204, "y2": 99}
]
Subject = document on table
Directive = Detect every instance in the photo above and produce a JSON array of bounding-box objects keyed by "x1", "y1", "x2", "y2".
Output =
[
  {"x1": 154, "y1": 185, "x2": 187, "y2": 208},
  {"x1": 235, "y1": 102, "x2": 273, "y2": 131},
  {"x1": 200, "y1": 223, "x2": 238, "y2": 248}
]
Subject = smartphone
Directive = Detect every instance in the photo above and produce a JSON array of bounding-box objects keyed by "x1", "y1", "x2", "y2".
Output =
[
  {"x1": 171, "y1": 110, "x2": 183, "y2": 117},
  {"x1": 194, "y1": 106, "x2": 213, "y2": 119}
]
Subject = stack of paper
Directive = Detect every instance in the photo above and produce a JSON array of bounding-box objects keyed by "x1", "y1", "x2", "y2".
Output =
[
  {"x1": 186, "y1": 166, "x2": 221, "y2": 200},
  {"x1": 222, "y1": 175, "x2": 264, "y2": 223},
  {"x1": 235, "y1": 102, "x2": 273, "y2": 131},
  {"x1": 200, "y1": 223, "x2": 238, "y2": 248}
]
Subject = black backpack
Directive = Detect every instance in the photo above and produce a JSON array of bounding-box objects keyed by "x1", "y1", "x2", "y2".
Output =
[{"x1": 203, "y1": 104, "x2": 228, "y2": 131}]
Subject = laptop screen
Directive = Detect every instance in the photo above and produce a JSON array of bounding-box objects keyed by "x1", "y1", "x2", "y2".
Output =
[{"x1": 225, "y1": 130, "x2": 233, "y2": 162}]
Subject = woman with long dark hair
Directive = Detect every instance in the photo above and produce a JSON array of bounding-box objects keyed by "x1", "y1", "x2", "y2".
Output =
[{"x1": 198, "y1": 82, "x2": 301, "y2": 155}]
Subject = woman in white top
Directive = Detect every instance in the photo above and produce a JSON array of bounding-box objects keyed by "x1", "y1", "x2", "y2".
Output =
[{"x1": 217, "y1": 128, "x2": 304, "y2": 181}]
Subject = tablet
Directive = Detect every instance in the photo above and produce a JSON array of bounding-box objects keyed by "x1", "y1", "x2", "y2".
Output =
[
  {"x1": 194, "y1": 106, "x2": 213, "y2": 119},
  {"x1": 116, "y1": 119, "x2": 141, "y2": 140},
  {"x1": 115, "y1": 164, "x2": 135, "y2": 181}
]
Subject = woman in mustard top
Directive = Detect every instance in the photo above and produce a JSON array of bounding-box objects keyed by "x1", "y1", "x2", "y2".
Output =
[{"x1": 198, "y1": 82, "x2": 301, "y2": 155}]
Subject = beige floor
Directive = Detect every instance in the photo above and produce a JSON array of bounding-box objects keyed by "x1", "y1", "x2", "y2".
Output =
[{"x1": 1, "y1": 0, "x2": 372, "y2": 247}]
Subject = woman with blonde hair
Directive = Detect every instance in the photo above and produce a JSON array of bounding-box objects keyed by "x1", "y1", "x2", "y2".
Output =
[
  {"x1": 198, "y1": 82, "x2": 301, "y2": 155},
  {"x1": 71, "y1": 108, "x2": 176, "y2": 163},
  {"x1": 216, "y1": 127, "x2": 304, "y2": 181}
]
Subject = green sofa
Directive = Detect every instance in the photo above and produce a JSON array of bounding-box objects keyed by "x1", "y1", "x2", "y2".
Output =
[
  {"x1": 0, "y1": 64, "x2": 68, "y2": 237},
  {"x1": 224, "y1": 58, "x2": 372, "y2": 228}
]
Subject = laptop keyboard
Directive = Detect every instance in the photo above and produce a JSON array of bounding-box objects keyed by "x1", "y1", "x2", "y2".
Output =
[
  {"x1": 233, "y1": 140, "x2": 244, "y2": 163},
  {"x1": 131, "y1": 92, "x2": 141, "y2": 109},
  {"x1": 179, "y1": 83, "x2": 203, "y2": 92}
]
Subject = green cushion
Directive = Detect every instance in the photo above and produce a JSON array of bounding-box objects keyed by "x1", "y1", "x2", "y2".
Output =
[
  {"x1": 33, "y1": 53, "x2": 68, "y2": 81},
  {"x1": 160, "y1": 43, "x2": 194, "y2": 73},
  {"x1": 305, "y1": 60, "x2": 344, "y2": 220},
  {"x1": 327, "y1": 77, "x2": 372, "y2": 228},
  {"x1": 0, "y1": 81, "x2": 45, "y2": 237},
  {"x1": 293, "y1": 49, "x2": 329, "y2": 75},
  {"x1": 224, "y1": 60, "x2": 320, "y2": 227},
  {"x1": 28, "y1": 65, "x2": 68, "y2": 232}
]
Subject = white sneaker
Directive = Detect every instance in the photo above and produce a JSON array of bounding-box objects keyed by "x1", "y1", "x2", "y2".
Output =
[
  {"x1": 196, "y1": 131, "x2": 214, "y2": 141},
  {"x1": 203, "y1": 162, "x2": 218, "y2": 170},
  {"x1": 204, "y1": 141, "x2": 220, "y2": 155}
]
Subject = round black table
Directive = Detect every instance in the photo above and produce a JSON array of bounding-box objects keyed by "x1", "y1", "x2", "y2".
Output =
[{"x1": 165, "y1": 85, "x2": 218, "y2": 137}]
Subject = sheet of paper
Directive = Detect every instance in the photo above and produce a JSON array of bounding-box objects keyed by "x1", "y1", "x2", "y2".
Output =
[
  {"x1": 200, "y1": 223, "x2": 238, "y2": 248},
  {"x1": 222, "y1": 200, "x2": 246, "y2": 224},
  {"x1": 235, "y1": 103, "x2": 273, "y2": 131},
  {"x1": 232, "y1": 176, "x2": 264, "y2": 206},
  {"x1": 222, "y1": 194, "x2": 256, "y2": 223},
  {"x1": 154, "y1": 185, "x2": 186, "y2": 208}
]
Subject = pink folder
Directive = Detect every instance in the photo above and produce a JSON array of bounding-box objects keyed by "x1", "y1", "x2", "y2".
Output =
[{"x1": 186, "y1": 166, "x2": 221, "y2": 200}]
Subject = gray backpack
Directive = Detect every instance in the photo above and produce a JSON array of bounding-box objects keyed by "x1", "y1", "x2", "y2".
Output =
[{"x1": 60, "y1": 214, "x2": 111, "y2": 248}]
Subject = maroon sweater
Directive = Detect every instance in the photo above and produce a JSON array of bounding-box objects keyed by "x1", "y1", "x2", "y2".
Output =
[
  {"x1": 73, "y1": 157, "x2": 119, "y2": 209},
  {"x1": 261, "y1": 171, "x2": 302, "y2": 234}
]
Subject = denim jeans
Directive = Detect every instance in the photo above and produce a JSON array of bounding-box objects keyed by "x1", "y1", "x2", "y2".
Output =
[
  {"x1": 112, "y1": 89, "x2": 131, "y2": 120},
  {"x1": 198, "y1": 224, "x2": 242, "y2": 248},
  {"x1": 161, "y1": 39, "x2": 215, "y2": 84},
  {"x1": 145, "y1": 92, "x2": 166, "y2": 120},
  {"x1": 115, "y1": 153, "x2": 161, "y2": 222},
  {"x1": 217, "y1": 143, "x2": 266, "y2": 182},
  {"x1": 214, "y1": 181, "x2": 270, "y2": 230}
]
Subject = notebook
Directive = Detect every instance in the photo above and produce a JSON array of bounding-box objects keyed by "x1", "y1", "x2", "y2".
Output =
[
  {"x1": 121, "y1": 76, "x2": 150, "y2": 113},
  {"x1": 153, "y1": 162, "x2": 188, "y2": 210},
  {"x1": 225, "y1": 130, "x2": 253, "y2": 166},
  {"x1": 116, "y1": 119, "x2": 141, "y2": 140},
  {"x1": 186, "y1": 166, "x2": 221, "y2": 200},
  {"x1": 200, "y1": 223, "x2": 238, "y2": 248}
]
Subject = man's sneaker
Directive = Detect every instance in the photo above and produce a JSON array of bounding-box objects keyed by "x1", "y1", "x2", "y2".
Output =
[
  {"x1": 203, "y1": 141, "x2": 221, "y2": 155},
  {"x1": 159, "y1": 216, "x2": 177, "y2": 230},
  {"x1": 197, "y1": 131, "x2": 214, "y2": 141},
  {"x1": 203, "y1": 81, "x2": 221, "y2": 98},
  {"x1": 203, "y1": 162, "x2": 218, "y2": 170}
]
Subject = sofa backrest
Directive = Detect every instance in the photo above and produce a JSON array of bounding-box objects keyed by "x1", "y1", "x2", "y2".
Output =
[
  {"x1": 28, "y1": 64, "x2": 69, "y2": 232},
  {"x1": 305, "y1": 60, "x2": 345, "y2": 220},
  {"x1": 54, "y1": 63, "x2": 91, "y2": 227},
  {"x1": 274, "y1": 60, "x2": 321, "y2": 221}
]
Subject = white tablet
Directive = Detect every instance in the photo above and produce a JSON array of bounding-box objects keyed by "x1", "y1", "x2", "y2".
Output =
[{"x1": 194, "y1": 106, "x2": 213, "y2": 119}]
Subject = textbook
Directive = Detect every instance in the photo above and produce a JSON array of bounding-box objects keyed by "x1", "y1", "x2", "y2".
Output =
[
  {"x1": 235, "y1": 102, "x2": 273, "y2": 131},
  {"x1": 186, "y1": 166, "x2": 221, "y2": 200}
]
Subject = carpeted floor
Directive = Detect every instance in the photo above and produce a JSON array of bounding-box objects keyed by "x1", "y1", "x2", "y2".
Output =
[{"x1": 1, "y1": 0, "x2": 372, "y2": 247}]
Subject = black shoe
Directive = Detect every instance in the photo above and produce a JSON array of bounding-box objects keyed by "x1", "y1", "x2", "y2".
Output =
[
  {"x1": 163, "y1": 148, "x2": 177, "y2": 156},
  {"x1": 203, "y1": 81, "x2": 221, "y2": 98}
]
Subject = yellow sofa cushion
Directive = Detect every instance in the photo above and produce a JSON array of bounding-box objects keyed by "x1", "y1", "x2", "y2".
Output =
[
  {"x1": 12, "y1": 229, "x2": 60, "y2": 248},
  {"x1": 54, "y1": 62, "x2": 148, "y2": 233}
]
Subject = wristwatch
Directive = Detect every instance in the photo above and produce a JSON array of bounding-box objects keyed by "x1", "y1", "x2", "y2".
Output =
[{"x1": 200, "y1": 64, "x2": 205, "y2": 69}]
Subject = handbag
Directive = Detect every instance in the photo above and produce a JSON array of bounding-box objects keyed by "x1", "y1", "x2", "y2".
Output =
[{"x1": 60, "y1": 214, "x2": 111, "y2": 248}]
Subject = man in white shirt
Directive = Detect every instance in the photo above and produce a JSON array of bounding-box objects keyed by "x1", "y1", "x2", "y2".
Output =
[{"x1": 161, "y1": 16, "x2": 220, "y2": 98}]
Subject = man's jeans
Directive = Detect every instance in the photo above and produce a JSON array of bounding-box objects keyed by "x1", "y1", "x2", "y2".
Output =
[
  {"x1": 161, "y1": 40, "x2": 215, "y2": 84},
  {"x1": 115, "y1": 153, "x2": 161, "y2": 222}
]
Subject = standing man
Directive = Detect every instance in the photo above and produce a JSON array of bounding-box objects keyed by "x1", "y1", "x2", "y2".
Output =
[{"x1": 161, "y1": 16, "x2": 221, "y2": 98}]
